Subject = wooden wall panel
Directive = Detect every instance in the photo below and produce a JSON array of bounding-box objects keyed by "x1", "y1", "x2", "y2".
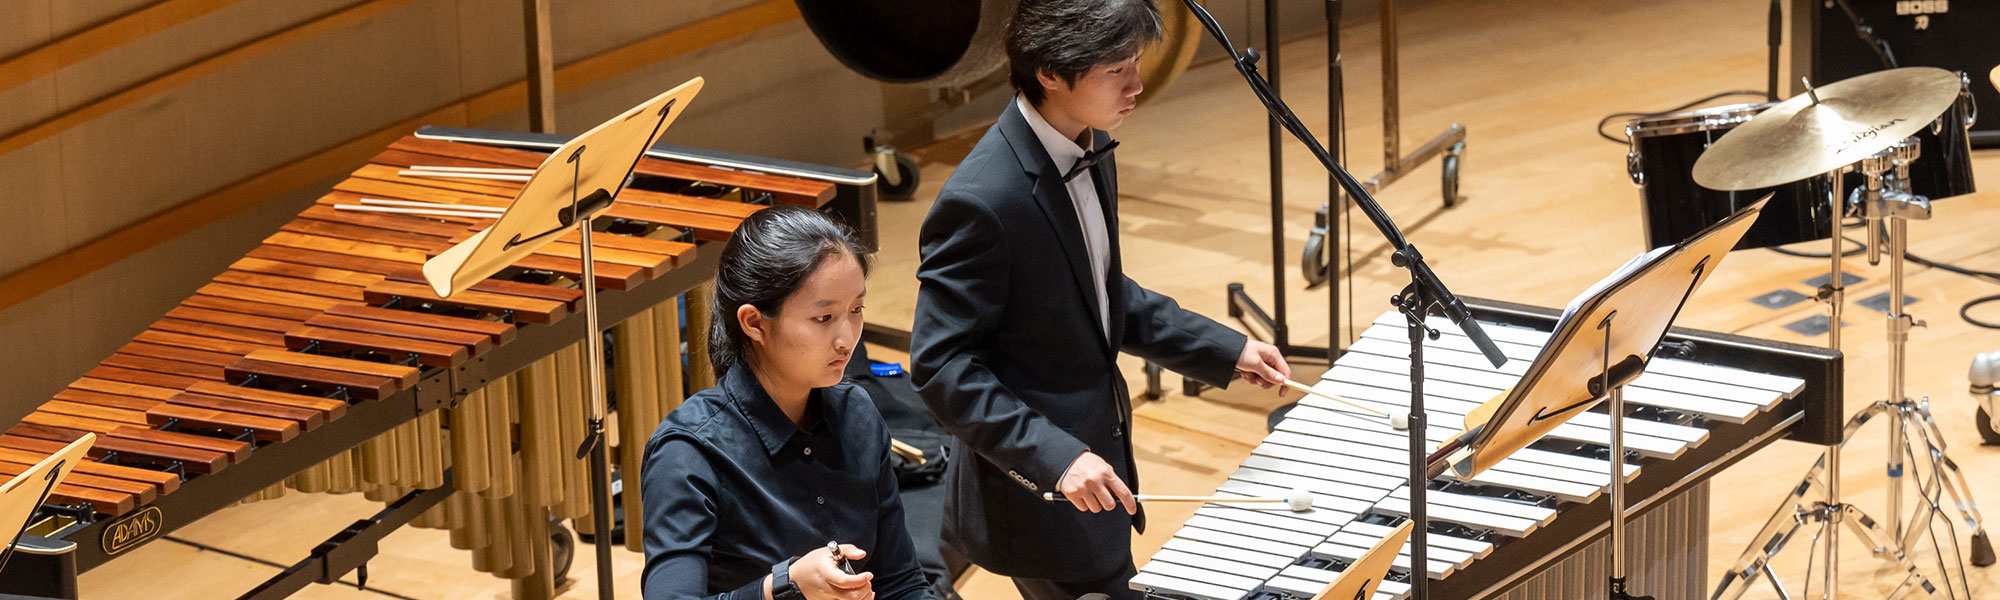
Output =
[
  {"x1": 0, "y1": 139, "x2": 68, "y2": 278},
  {"x1": 533, "y1": 22, "x2": 883, "y2": 168},
  {"x1": 0, "y1": 72, "x2": 57, "y2": 136},
  {"x1": 46, "y1": 1, "x2": 159, "y2": 35},
  {"x1": 175, "y1": 1, "x2": 461, "y2": 192},
  {"x1": 56, "y1": 91, "x2": 198, "y2": 248},
  {"x1": 54, "y1": 0, "x2": 456, "y2": 259},
  {"x1": 0, "y1": 288, "x2": 74, "y2": 418},
  {"x1": 0, "y1": 0, "x2": 55, "y2": 59},
  {"x1": 49, "y1": 0, "x2": 356, "y2": 111},
  {"x1": 551, "y1": 0, "x2": 767, "y2": 65},
  {"x1": 446, "y1": 0, "x2": 768, "y2": 115}
]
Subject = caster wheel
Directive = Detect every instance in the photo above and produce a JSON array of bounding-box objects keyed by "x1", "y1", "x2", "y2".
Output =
[
  {"x1": 1979, "y1": 406, "x2": 2000, "y2": 446},
  {"x1": 1301, "y1": 222, "x2": 1329, "y2": 287},
  {"x1": 1141, "y1": 362, "x2": 1164, "y2": 400},
  {"x1": 1440, "y1": 151, "x2": 1462, "y2": 208},
  {"x1": 1182, "y1": 376, "x2": 1206, "y2": 397},
  {"x1": 549, "y1": 518, "x2": 577, "y2": 584},
  {"x1": 876, "y1": 152, "x2": 921, "y2": 201}
]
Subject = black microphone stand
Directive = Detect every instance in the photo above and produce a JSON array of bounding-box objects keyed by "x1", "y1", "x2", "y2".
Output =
[
  {"x1": 1830, "y1": 0, "x2": 1898, "y2": 69},
  {"x1": 1175, "y1": 2, "x2": 1508, "y2": 598}
]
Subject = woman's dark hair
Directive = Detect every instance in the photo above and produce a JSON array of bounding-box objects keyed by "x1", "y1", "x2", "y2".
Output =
[
  {"x1": 1006, "y1": 0, "x2": 1163, "y2": 106},
  {"x1": 709, "y1": 205, "x2": 872, "y2": 374}
]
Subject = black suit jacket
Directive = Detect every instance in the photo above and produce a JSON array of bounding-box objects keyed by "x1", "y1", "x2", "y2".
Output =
[{"x1": 910, "y1": 101, "x2": 1248, "y2": 581}]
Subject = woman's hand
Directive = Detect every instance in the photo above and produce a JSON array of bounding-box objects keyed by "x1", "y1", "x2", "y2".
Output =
[{"x1": 790, "y1": 544, "x2": 874, "y2": 600}]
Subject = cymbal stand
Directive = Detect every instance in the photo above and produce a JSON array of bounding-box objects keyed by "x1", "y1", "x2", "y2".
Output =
[
  {"x1": 1710, "y1": 166, "x2": 1892, "y2": 600},
  {"x1": 1849, "y1": 141, "x2": 1995, "y2": 573},
  {"x1": 1714, "y1": 142, "x2": 1995, "y2": 600}
]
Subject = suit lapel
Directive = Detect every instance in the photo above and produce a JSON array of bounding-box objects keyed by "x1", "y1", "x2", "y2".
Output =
[{"x1": 999, "y1": 104, "x2": 1112, "y2": 350}]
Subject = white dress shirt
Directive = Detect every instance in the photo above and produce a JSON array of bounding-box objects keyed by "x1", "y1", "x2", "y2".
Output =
[{"x1": 1016, "y1": 95, "x2": 1112, "y2": 340}]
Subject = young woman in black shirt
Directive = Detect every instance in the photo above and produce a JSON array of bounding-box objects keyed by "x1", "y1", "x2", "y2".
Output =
[{"x1": 641, "y1": 206, "x2": 931, "y2": 600}]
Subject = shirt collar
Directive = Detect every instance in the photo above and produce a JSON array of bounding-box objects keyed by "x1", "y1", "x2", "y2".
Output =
[
  {"x1": 1016, "y1": 95, "x2": 1093, "y2": 172},
  {"x1": 723, "y1": 366, "x2": 829, "y2": 456}
]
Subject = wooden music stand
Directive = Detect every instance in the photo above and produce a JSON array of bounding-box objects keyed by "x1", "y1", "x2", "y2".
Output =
[
  {"x1": 1430, "y1": 196, "x2": 1769, "y2": 599},
  {"x1": 1310, "y1": 520, "x2": 1414, "y2": 600},
  {"x1": 422, "y1": 78, "x2": 704, "y2": 600},
  {"x1": 0, "y1": 435, "x2": 93, "y2": 575}
]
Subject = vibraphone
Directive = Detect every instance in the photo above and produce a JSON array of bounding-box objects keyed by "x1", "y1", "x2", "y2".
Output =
[
  {"x1": 0, "y1": 126, "x2": 875, "y2": 598},
  {"x1": 1132, "y1": 299, "x2": 1841, "y2": 600}
]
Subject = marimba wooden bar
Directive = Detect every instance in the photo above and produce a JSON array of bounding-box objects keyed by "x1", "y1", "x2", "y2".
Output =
[{"x1": 0, "y1": 127, "x2": 874, "y2": 600}]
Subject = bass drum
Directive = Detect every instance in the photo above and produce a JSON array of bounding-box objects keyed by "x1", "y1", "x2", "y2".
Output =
[
  {"x1": 794, "y1": 0, "x2": 1198, "y2": 100},
  {"x1": 1137, "y1": 0, "x2": 1201, "y2": 106},
  {"x1": 1627, "y1": 103, "x2": 1831, "y2": 251},
  {"x1": 795, "y1": 0, "x2": 1015, "y2": 88}
]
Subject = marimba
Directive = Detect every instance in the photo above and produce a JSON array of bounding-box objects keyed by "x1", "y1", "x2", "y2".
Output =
[
  {"x1": 1133, "y1": 298, "x2": 1841, "y2": 600},
  {"x1": 0, "y1": 126, "x2": 875, "y2": 598}
]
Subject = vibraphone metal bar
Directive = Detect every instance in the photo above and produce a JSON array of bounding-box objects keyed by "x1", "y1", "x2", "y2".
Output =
[{"x1": 1131, "y1": 297, "x2": 1841, "y2": 600}]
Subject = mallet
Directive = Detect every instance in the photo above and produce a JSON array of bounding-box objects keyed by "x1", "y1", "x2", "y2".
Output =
[
  {"x1": 1043, "y1": 487, "x2": 1314, "y2": 512},
  {"x1": 1281, "y1": 379, "x2": 1410, "y2": 431}
]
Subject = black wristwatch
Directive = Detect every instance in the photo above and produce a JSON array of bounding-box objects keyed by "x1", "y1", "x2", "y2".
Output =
[{"x1": 770, "y1": 557, "x2": 804, "y2": 600}]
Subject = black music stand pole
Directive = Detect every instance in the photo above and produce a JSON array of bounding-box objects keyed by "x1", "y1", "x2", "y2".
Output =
[
  {"x1": 1392, "y1": 285, "x2": 1434, "y2": 598},
  {"x1": 1175, "y1": 3, "x2": 1507, "y2": 598}
]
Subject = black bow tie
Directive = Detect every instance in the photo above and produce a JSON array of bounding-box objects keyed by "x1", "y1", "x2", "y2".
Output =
[{"x1": 1061, "y1": 139, "x2": 1119, "y2": 183}]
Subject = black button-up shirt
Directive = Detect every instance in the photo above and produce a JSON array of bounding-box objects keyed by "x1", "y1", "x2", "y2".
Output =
[{"x1": 640, "y1": 366, "x2": 932, "y2": 600}]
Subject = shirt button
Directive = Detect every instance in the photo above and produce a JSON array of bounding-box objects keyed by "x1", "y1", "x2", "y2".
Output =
[
  {"x1": 803, "y1": 447, "x2": 813, "y2": 456},
  {"x1": 816, "y1": 496, "x2": 826, "y2": 505}
]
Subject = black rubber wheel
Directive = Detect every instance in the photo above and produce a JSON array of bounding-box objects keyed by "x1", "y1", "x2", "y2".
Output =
[
  {"x1": 1301, "y1": 228, "x2": 1328, "y2": 287},
  {"x1": 877, "y1": 152, "x2": 921, "y2": 201},
  {"x1": 1141, "y1": 362, "x2": 1163, "y2": 400},
  {"x1": 1441, "y1": 152, "x2": 1462, "y2": 208},
  {"x1": 1182, "y1": 376, "x2": 1206, "y2": 397},
  {"x1": 549, "y1": 518, "x2": 576, "y2": 584},
  {"x1": 1979, "y1": 406, "x2": 2000, "y2": 446}
]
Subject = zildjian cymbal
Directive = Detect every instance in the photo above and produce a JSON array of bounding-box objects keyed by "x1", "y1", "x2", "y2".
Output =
[{"x1": 1693, "y1": 67, "x2": 1962, "y2": 191}]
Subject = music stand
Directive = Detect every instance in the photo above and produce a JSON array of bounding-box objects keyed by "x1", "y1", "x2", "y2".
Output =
[
  {"x1": 1427, "y1": 197, "x2": 1768, "y2": 599},
  {"x1": 0, "y1": 435, "x2": 93, "y2": 575},
  {"x1": 1310, "y1": 520, "x2": 1414, "y2": 600},
  {"x1": 423, "y1": 78, "x2": 704, "y2": 600}
]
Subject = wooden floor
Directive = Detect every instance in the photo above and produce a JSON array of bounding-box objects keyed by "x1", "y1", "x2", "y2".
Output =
[{"x1": 77, "y1": 0, "x2": 2000, "y2": 597}]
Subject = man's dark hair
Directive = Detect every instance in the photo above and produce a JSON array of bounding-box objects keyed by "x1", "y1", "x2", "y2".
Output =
[
  {"x1": 709, "y1": 205, "x2": 872, "y2": 374},
  {"x1": 1006, "y1": 0, "x2": 1163, "y2": 106}
]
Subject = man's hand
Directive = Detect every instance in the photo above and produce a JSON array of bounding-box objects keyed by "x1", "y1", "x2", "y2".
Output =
[
  {"x1": 1059, "y1": 451, "x2": 1137, "y2": 514},
  {"x1": 1236, "y1": 339, "x2": 1291, "y2": 394},
  {"x1": 789, "y1": 544, "x2": 874, "y2": 600}
]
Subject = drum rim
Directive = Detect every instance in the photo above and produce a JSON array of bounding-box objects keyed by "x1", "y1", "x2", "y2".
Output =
[{"x1": 1626, "y1": 102, "x2": 1773, "y2": 139}]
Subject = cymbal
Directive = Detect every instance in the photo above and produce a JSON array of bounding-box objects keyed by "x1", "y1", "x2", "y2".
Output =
[{"x1": 1693, "y1": 67, "x2": 1962, "y2": 191}]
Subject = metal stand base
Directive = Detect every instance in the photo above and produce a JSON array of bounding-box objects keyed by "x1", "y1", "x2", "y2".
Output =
[
  {"x1": 1710, "y1": 402, "x2": 1976, "y2": 600},
  {"x1": 1610, "y1": 576, "x2": 1655, "y2": 600}
]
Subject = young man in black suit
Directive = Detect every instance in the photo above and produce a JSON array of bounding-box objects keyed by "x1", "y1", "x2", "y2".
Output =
[{"x1": 910, "y1": 1, "x2": 1292, "y2": 598}]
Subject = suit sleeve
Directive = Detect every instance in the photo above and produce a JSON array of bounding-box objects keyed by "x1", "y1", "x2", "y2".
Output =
[
  {"x1": 1117, "y1": 274, "x2": 1248, "y2": 389},
  {"x1": 640, "y1": 435, "x2": 780, "y2": 600},
  {"x1": 910, "y1": 191, "x2": 1091, "y2": 490}
]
